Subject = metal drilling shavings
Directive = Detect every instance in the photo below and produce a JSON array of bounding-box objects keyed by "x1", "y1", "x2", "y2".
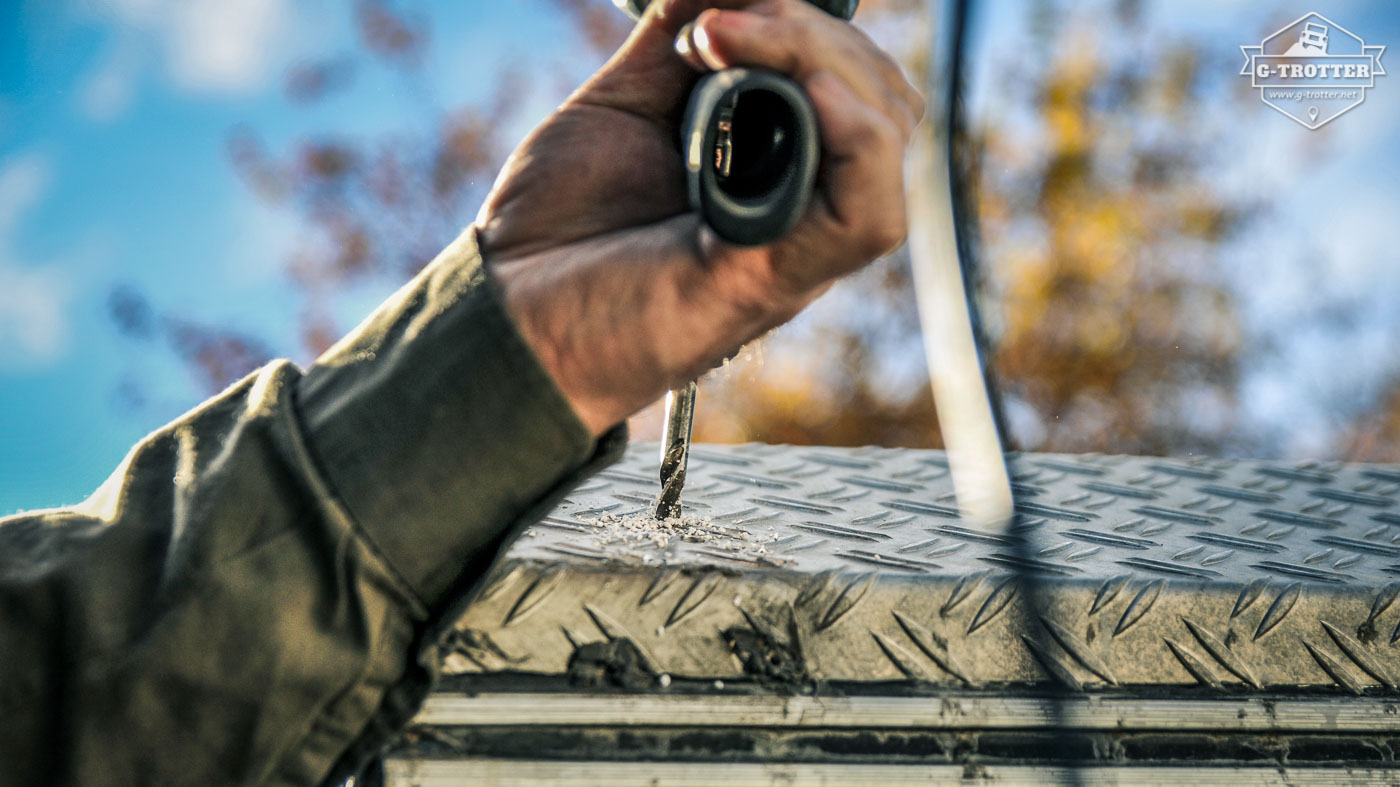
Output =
[
  {"x1": 584, "y1": 510, "x2": 782, "y2": 558},
  {"x1": 412, "y1": 443, "x2": 1400, "y2": 782},
  {"x1": 460, "y1": 443, "x2": 1400, "y2": 691}
]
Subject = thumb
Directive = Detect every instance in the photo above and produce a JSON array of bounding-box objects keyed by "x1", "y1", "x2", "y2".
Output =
[{"x1": 573, "y1": 0, "x2": 756, "y2": 124}]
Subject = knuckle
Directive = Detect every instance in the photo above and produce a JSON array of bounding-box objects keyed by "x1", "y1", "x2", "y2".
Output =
[
  {"x1": 761, "y1": 0, "x2": 798, "y2": 19},
  {"x1": 877, "y1": 52, "x2": 905, "y2": 82},
  {"x1": 909, "y1": 87, "x2": 928, "y2": 122},
  {"x1": 867, "y1": 112, "x2": 903, "y2": 149},
  {"x1": 849, "y1": 22, "x2": 877, "y2": 48},
  {"x1": 867, "y1": 46, "x2": 897, "y2": 76},
  {"x1": 867, "y1": 211, "x2": 907, "y2": 255},
  {"x1": 841, "y1": 110, "x2": 887, "y2": 147},
  {"x1": 879, "y1": 87, "x2": 914, "y2": 137},
  {"x1": 791, "y1": 17, "x2": 821, "y2": 55}
]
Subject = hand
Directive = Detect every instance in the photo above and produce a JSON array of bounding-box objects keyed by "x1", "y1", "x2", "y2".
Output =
[{"x1": 479, "y1": 0, "x2": 923, "y2": 435}]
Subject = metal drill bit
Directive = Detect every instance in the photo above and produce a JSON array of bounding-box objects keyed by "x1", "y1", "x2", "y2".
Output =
[{"x1": 655, "y1": 382, "x2": 697, "y2": 520}]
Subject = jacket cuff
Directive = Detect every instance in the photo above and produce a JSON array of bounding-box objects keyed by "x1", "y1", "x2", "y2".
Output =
[{"x1": 294, "y1": 227, "x2": 625, "y2": 610}]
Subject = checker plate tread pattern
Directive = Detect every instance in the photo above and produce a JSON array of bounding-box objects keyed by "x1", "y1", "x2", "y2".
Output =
[{"x1": 444, "y1": 444, "x2": 1400, "y2": 692}]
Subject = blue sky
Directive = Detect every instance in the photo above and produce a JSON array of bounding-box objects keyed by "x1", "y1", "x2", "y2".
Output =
[
  {"x1": 2, "y1": 0, "x2": 1398, "y2": 514},
  {"x1": 0, "y1": 0, "x2": 603, "y2": 513}
]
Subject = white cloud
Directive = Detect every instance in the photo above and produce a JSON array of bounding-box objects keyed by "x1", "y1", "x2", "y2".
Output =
[
  {"x1": 74, "y1": 0, "x2": 293, "y2": 121},
  {"x1": 77, "y1": 40, "x2": 144, "y2": 123},
  {"x1": 0, "y1": 153, "x2": 49, "y2": 239},
  {"x1": 162, "y1": 0, "x2": 292, "y2": 92},
  {"x1": 0, "y1": 153, "x2": 75, "y2": 369},
  {"x1": 0, "y1": 264, "x2": 73, "y2": 368}
]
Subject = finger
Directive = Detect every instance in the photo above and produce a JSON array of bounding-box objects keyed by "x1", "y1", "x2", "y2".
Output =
[
  {"x1": 803, "y1": 69, "x2": 909, "y2": 264},
  {"x1": 689, "y1": 3, "x2": 924, "y2": 136},
  {"x1": 573, "y1": 0, "x2": 761, "y2": 123},
  {"x1": 673, "y1": 21, "x2": 707, "y2": 71},
  {"x1": 840, "y1": 18, "x2": 926, "y2": 125}
]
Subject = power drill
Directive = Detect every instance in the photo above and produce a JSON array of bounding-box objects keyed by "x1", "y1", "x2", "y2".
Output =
[
  {"x1": 614, "y1": 0, "x2": 862, "y2": 518},
  {"x1": 617, "y1": 0, "x2": 859, "y2": 246}
]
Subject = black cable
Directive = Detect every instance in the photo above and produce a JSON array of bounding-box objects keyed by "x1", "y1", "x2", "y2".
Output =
[{"x1": 945, "y1": 0, "x2": 1084, "y2": 781}]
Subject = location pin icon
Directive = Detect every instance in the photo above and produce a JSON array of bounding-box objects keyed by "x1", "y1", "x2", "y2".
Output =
[{"x1": 1308, "y1": 106, "x2": 1320, "y2": 123}]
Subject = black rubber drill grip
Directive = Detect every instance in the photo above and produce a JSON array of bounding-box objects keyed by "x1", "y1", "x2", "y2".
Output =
[{"x1": 682, "y1": 68, "x2": 820, "y2": 246}]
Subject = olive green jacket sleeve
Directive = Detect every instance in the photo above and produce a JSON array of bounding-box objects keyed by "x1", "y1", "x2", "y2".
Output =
[{"x1": 0, "y1": 228, "x2": 627, "y2": 786}]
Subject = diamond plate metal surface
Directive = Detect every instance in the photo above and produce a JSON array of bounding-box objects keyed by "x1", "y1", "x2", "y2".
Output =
[{"x1": 443, "y1": 444, "x2": 1400, "y2": 693}]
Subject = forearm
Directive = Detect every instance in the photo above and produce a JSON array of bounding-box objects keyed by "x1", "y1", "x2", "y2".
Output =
[
  {"x1": 296, "y1": 227, "x2": 621, "y2": 605},
  {"x1": 0, "y1": 227, "x2": 623, "y2": 785}
]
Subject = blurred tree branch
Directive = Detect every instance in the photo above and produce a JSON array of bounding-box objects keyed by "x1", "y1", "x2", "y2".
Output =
[{"x1": 108, "y1": 0, "x2": 1398, "y2": 463}]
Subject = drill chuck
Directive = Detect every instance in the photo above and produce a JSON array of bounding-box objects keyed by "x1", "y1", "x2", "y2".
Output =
[
  {"x1": 616, "y1": 0, "x2": 858, "y2": 246},
  {"x1": 683, "y1": 68, "x2": 820, "y2": 246}
]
